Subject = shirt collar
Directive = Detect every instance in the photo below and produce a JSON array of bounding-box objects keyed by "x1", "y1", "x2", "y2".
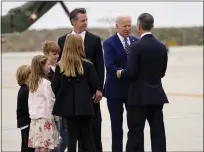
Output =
[
  {"x1": 140, "y1": 32, "x2": 152, "y2": 38},
  {"x1": 117, "y1": 32, "x2": 130, "y2": 43},
  {"x1": 71, "y1": 30, "x2": 86, "y2": 40},
  {"x1": 50, "y1": 65, "x2": 56, "y2": 72}
]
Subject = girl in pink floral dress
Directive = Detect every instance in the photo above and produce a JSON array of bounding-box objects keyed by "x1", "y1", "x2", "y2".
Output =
[{"x1": 28, "y1": 55, "x2": 59, "y2": 152}]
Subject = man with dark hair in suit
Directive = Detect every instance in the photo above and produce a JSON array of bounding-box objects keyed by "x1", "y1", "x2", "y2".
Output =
[
  {"x1": 57, "y1": 8, "x2": 104, "y2": 152},
  {"x1": 117, "y1": 13, "x2": 169, "y2": 152},
  {"x1": 103, "y1": 15, "x2": 138, "y2": 152}
]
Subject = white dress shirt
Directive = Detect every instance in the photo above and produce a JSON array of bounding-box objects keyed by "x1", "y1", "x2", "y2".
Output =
[
  {"x1": 71, "y1": 30, "x2": 86, "y2": 41},
  {"x1": 117, "y1": 32, "x2": 131, "y2": 49}
]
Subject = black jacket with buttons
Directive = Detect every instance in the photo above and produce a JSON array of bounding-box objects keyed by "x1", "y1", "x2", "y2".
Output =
[
  {"x1": 16, "y1": 84, "x2": 31, "y2": 128},
  {"x1": 51, "y1": 61, "x2": 100, "y2": 117}
]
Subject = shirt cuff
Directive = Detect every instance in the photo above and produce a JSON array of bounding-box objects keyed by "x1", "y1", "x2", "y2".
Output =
[{"x1": 20, "y1": 125, "x2": 29, "y2": 130}]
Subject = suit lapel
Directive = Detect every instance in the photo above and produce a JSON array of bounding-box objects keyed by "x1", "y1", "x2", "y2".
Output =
[
  {"x1": 114, "y1": 33, "x2": 126, "y2": 53},
  {"x1": 129, "y1": 36, "x2": 136, "y2": 44},
  {"x1": 114, "y1": 33, "x2": 137, "y2": 55},
  {"x1": 83, "y1": 31, "x2": 90, "y2": 57},
  {"x1": 84, "y1": 31, "x2": 89, "y2": 47}
]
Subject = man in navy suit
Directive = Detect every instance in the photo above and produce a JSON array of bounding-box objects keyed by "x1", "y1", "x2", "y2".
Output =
[
  {"x1": 103, "y1": 15, "x2": 138, "y2": 152},
  {"x1": 117, "y1": 13, "x2": 169, "y2": 152}
]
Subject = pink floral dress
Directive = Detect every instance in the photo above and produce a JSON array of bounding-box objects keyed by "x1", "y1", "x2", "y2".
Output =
[{"x1": 28, "y1": 118, "x2": 59, "y2": 149}]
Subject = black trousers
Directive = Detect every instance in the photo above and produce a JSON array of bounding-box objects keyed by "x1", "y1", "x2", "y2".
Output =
[
  {"x1": 126, "y1": 105, "x2": 166, "y2": 152},
  {"x1": 78, "y1": 103, "x2": 102, "y2": 152},
  {"x1": 21, "y1": 127, "x2": 35, "y2": 152},
  {"x1": 66, "y1": 116, "x2": 96, "y2": 152}
]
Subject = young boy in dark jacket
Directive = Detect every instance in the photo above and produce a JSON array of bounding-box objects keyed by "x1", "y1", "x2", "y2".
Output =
[{"x1": 16, "y1": 65, "x2": 34, "y2": 152}]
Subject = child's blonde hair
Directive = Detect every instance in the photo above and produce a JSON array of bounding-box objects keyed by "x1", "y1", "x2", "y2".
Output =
[
  {"x1": 42, "y1": 41, "x2": 60, "y2": 55},
  {"x1": 59, "y1": 34, "x2": 90, "y2": 77},
  {"x1": 16, "y1": 65, "x2": 31, "y2": 86},
  {"x1": 29, "y1": 55, "x2": 48, "y2": 93}
]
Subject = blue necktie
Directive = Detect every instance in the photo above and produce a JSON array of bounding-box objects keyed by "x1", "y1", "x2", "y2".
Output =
[{"x1": 124, "y1": 38, "x2": 130, "y2": 54}]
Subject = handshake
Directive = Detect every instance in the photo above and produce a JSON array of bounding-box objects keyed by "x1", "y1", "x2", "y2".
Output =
[{"x1": 116, "y1": 70, "x2": 123, "y2": 79}]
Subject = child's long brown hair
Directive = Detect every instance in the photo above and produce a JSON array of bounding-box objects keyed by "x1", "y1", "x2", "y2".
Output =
[
  {"x1": 60, "y1": 34, "x2": 90, "y2": 77},
  {"x1": 29, "y1": 55, "x2": 48, "y2": 93}
]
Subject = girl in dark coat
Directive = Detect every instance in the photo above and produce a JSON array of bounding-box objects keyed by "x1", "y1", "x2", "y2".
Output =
[{"x1": 51, "y1": 34, "x2": 101, "y2": 152}]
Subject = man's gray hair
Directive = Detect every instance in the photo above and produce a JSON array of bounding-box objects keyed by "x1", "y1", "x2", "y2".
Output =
[
  {"x1": 116, "y1": 15, "x2": 131, "y2": 24},
  {"x1": 137, "y1": 13, "x2": 154, "y2": 31}
]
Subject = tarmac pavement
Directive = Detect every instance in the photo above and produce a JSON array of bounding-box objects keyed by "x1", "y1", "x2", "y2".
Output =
[{"x1": 1, "y1": 46, "x2": 203, "y2": 151}]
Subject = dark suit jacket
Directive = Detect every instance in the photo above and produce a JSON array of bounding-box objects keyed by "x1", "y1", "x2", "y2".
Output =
[
  {"x1": 16, "y1": 84, "x2": 31, "y2": 128},
  {"x1": 58, "y1": 31, "x2": 105, "y2": 92},
  {"x1": 51, "y1": 61, "x2": 101, "y2": 117},
  {"x1": 48, "y1": 68, "x2": 54, "y2": 82},
  {"x1": 103, "y1": 33, "x2": 138, "y2": 100},
  {"x1": 121, "y1": 34, "x2": 169, "y2": 105}
]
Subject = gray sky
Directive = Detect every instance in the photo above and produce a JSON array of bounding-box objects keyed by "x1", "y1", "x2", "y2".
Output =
[{"x1": 2, "y1": 2, "x2": 203, "y2": 29}]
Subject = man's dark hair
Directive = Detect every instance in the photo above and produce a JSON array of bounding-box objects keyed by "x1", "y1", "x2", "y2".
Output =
[
  {"x1": 137, "y1": 13, "x2": 154, "y2": 31},
  {"x1": 69, "y1": 8, "x2": 86, "y2": 25}
]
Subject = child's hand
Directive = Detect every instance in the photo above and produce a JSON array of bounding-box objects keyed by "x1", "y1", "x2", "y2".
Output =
[
  {"x1": 54, "y1": 116, "x2": 60, "y2": 122},
  {"x1": 54, "y1": 116, "x2": 60, "y2": 132}
]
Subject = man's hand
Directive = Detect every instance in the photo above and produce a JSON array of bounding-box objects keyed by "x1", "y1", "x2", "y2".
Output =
[
  {"x1": 92, "y1": 90, "x2": 103, "y2": 103},
  {"x1": 116, "y1": 70, "x2": 122, "y2": 79}
]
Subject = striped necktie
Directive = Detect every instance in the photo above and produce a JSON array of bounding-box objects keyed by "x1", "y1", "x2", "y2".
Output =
[{"x1": 124, "y1": 38, "x2": 130, "y2": 54}]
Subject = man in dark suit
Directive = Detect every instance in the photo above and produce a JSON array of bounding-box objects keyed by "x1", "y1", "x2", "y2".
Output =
[
  {"x1": 57, "y1": 8, "x2": 104, "y2": 152},
  {"x1": 103, "y1": 15, "x2": 138, "y2": 152},
  {"x1": 117, "y1": 13, "x2": 169, "y2": 152}
]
